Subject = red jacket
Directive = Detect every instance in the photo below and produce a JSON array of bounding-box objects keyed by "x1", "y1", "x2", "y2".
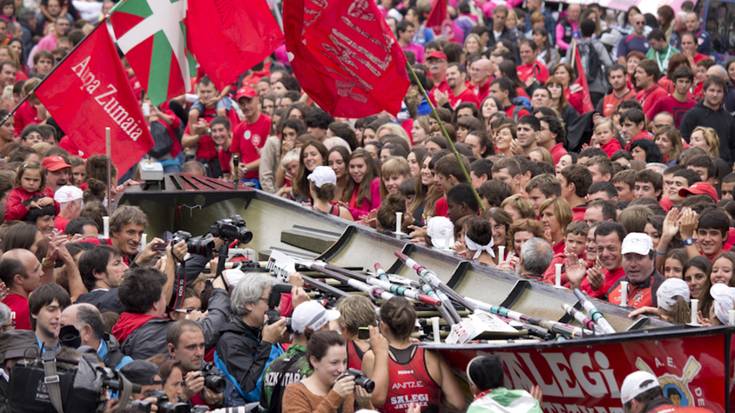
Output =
[{"x1": 4, "y1": 186, "x2": 58, "y2": 222}]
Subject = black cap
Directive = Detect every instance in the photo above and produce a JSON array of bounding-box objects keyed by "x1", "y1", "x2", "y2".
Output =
[
  {"x1": 0, "y1": 330, "x2": 37, "y2": 363},
  {"x1": 120, "y1": 360, "x2": 161, "y2": 385}
]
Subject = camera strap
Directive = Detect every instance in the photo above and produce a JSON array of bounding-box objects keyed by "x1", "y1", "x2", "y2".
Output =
[
  {"x1": 116, "y1": 373, "x2": 135, "y2": 412},
  {"x1": 171, "y1": 257, "x2": 187, "y2": 310},
  {"x1": 41, "y1": 353, "x2": 64, "y2": 413}
]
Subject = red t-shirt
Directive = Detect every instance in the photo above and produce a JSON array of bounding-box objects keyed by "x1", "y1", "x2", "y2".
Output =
[
  {"x1": 229, "y1": 114, "x2": 271, "y2": 179},
  {"x1": 600, "y1": 139, "x2": 622, "y2": 157},
  {"x1": 3, "y1": 293, "x2": 31, "y2": 330},
  {"x1": 625, "y1": 130, "x2": 654, "y2": 151},
  {"x1": 637, "y1": 83, "x2": 669, "y2": 120},
  {"x1": 504, "y1": 105, "x2": 530, "y2": 120},
  {"x1": 448, "y1": 84, "x2": 480, "y2": 109},
  {"x1": 434, "y1": 196, "x2": 448, "y2": 217},
  {"x1": 517, "y1": 62, "x2": 549, "y2": 85},
  {"x1": 647, "y1": 94, "x2": 696, "y2": 128},
  {"x1": 14, "y1": 101, "x2": 40, "y2": 135},
  {"x1": 600, "y1": 90, "x2": 636, "y2": 118},
  {"x1": 550, "y1": 142, "x2": 568, "y2": 165},
  {"x1": 581, "y1": 266, "x2": 625, "y2": 299}
]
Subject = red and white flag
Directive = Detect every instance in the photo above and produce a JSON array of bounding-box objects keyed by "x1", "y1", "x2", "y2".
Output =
[
  {"x1": 187, "y1": 0, "x2": 283, "y2": 91},
  {"x1": 572, "y1": 43, "x2": 594, "y2": 113},
  {"x1": 283, "y1": 0, "x2": 409, "y2": 118},
  {"x1": 35, "y1": 24, "x2": 154, "y2": 174}
]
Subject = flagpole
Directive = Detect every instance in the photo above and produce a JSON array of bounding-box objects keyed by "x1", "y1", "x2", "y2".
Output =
[
  {"x1": 404, "y1": 62, "x2": 485, "y2": 213},
  {"x1": 106, "y1": 127, "x2": 112, "y2": 210},
  {"x1": 0, "y1": 23, "x2": 109, "y2": 127}
]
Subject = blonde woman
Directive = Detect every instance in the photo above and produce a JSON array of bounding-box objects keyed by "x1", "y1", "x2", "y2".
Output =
[{"x1": 689, "y1": 126, "x2": 719, "y2": 158}]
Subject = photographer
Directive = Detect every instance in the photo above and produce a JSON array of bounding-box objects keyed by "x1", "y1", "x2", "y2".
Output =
[
  {"x1": 60, "y1": 303, "x2": 132, "y2": 370},
  {"x1": 167, "y1": 320, "x2": 223, "y2": 407},
  {"x1": 109, "y1": 205, "x2": 169, "y2": 267},
  {"x1": 215, "y1": 273, "x2": 288, "y2": 407},
  {"x1": 76, "y1": 246, "x2": 127, "y2": 313},
  {"x1": 262, "y1": 300, "x2": 340, "y2": 413},
  {"x1": 282, "y1": 330, "x2": 372, "y2": 413},
  {"x1": 111, "y1": 264, "x2": 231, "y2": 360},
  {"x1": 0, "y1": 330, "x2": 37, "y2": 413}
]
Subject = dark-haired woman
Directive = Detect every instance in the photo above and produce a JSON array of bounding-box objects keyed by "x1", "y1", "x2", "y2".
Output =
[
  {"x1": 465, "y1": 355, "x2": 542, "y2": 412},
  {"x1": 282, "y1": 331, "x2": 372, "y2": 413},
  {"x1": 309, "y1": 166, "x2": 353, "y2": 220},
  {"x1": 363, "y1": 297, "x2": 466, "y2": 413}
]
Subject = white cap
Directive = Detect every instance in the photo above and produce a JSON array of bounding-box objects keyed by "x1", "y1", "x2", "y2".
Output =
[
  {"x1": 620, "y1": 371, "x2": 660, "y2": 404},
  {"x1": 621, "y1": 233, "x2": 653, "y2": 256},
  {"x1": 291, "y1": 300, "x2": 340, "y2": 334},
  {"x1": 710, "y1": 283, "x2": 735, "y2": 325},
  {"x1": 656, "y1": 278, "x2": 690, "y2": 311},
  {"x1": 307, "y1": 166, "x2": 337, "y2": 188},
  {"x1": 426, "y1": 216, "x2": 454, "y2": 249},
  {"x1": 54, "y1": 185, "x2": 83, "y2": 203}
]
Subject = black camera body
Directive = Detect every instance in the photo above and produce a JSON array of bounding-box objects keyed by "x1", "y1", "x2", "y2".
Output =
[
  {"x1": 201, "y1": 362, "x2": 226, "y2": 393},
  {"x1": 130, "y1": 391, "x2": 190, "y2": 413},
  {"x1": 209, "y1": 215, "x2": 253, "y2": 243},
  {"x1": 346, "y1": 368, "x2": 375, "y2": 392},
  {"x1": 169, "y1": 230, "x2": 216, "y2": 258}
]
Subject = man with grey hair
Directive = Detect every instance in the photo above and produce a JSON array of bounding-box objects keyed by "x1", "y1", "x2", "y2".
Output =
[
  {"x1": 216, "y1": 273, "x2": 288, "y2": 407},
  {"x1": 61, "y1": 303, "x2": 133, "y2": 369},
  {"x1": 519, "y1": 237, "x2": 554, "y2": 280}
]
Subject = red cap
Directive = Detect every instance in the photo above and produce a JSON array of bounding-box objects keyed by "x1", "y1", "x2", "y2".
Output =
[
  {"x1": 42, "y1": 155, "x2": 71, "y2": 172},
  {"x1": 679, "y1": 182, "x2": 719, "y2": 202},
  {"x1": 235, "y1": 86, "x2": 257, "y2": 101},
  {"x1": 426, "y1": 51, "x2": 447, "y2": 61}
]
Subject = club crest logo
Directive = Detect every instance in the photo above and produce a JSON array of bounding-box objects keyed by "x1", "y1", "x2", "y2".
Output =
[{"x1": 635, "y1": 356, "x2": 701, "y2": 406}]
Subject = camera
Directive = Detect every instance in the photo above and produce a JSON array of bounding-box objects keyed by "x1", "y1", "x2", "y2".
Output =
[
  {"x1": 201, "y1": 362, "x2": 226, "y2": 393},
  {"x1": 265, "y1": 309, "x2": 292, "y2": 332},
  {"x1": 169, "y1": 230, "x2": 216, "y2": 258},
  {"x1": 129, "y1": 390, "x2": 190, "y2": 413},
  {"x1": 98, "y1": 366, "x2": 142, "y2": 395},
  {"x1": 346, "y1": 368, "x2": 375, "y2": 392},
  {"x1": 210, "y1": 215, "x2": 253, "y2": 244}
]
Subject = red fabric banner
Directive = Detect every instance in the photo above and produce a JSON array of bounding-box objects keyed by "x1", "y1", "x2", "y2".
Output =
[
  {"x1": 435, "y1": 328, "x2": 731, "y2": 412},
  {"x1": 573, "y1": 43, "x2": 594, "y2": 113},
  {"x1": 35, "y1": 25, "x2": 154, "y2": 174},
  {"x1": 425, "y1": 0, "x2": 447, "y2": 29},
  {"x1": 283, "y1": 0, "x2": 409, "y2": 118},
  {"x1": 187, "y1": 0, "x2": 284, "y2": 91}
]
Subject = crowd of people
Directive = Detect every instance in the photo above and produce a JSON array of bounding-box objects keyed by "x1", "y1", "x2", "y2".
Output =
[{"x1": 0, "y1": 0, "x2": 731, "y2": 412}]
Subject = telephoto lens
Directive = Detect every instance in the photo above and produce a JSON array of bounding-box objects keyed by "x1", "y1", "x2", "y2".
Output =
[{"x1": 347, "y1": 368, "x2": 375, "y2": 392}]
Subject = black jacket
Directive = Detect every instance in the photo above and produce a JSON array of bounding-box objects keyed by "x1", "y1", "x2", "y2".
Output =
[
  {"x1": 120, "y1": 288, "x2": 230, "y2": 359},
  {"x1": 216, "y1": 317, "x2": 274, "y2": 406},
  {"x1": 680, "y1": 101, "x2": 735, "y2": 163}
]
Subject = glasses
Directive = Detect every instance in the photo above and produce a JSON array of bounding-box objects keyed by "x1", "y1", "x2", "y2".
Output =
[{"x1": 173, "y1": 307, "x2": 198, "y2": 314}]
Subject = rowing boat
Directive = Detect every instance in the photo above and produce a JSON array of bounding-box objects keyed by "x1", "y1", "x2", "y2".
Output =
[{"x1": 120, "y1": 174, "x2": 734, "y2": 412}]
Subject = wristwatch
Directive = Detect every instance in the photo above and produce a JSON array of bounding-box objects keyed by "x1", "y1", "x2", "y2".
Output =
[{"x1": 683, "y1": 238, "x2": 695, "y2": 246}]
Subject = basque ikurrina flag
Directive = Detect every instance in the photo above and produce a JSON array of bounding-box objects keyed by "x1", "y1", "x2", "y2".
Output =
[{"x1": 109, "y1": 0, "x2": 196, "y2": 105}]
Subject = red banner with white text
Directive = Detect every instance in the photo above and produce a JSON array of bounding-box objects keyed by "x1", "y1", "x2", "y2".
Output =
[
  {"x1": 35, "y1": 24, "x2": 153, "y2": 174},
  {"x1": 433, "y1": 328, "x2": 733, "y2": 412}
]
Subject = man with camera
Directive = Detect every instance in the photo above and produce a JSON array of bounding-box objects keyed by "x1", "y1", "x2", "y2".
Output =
[
  {"x1": 215, "y1": 273, "x2": 289, "y2": 407},
  {"x1": 167, "y1": 320, "x2": 223, "y2": 407},
  {"x1": 111, "y1": 263, "x2": 231, "y2": 360},
  {"x1": 109, "y1": 205, "x2": 170, "y2": 267},
  {"x1": 60, "y1": 303, "x2": 132, "y2": 370}
]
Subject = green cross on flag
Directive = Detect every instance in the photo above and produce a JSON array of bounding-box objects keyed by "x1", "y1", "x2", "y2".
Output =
[{"x1": 109, "y1": 0, "x2": 196, "y2": 105}]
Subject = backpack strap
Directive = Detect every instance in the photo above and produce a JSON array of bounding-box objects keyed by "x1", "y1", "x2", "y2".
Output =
[
  {"x1": 41, "y1": 352, "x2": 64, "y2": 413},
  {"x1": 269, "y1": 352, "x2": 306, "y2": 413},
  {"x1": 512, "y1": 105, "x2": 523, "y2": 122}
]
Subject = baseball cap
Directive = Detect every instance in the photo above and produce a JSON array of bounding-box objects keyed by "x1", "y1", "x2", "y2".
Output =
[
  {"x1": 656, "y1": 278, "x2": 690, "y2": 311},
  {"x1": 621, "y1": 233, "x2": 653, "y2": 256},
  {"x1": 620, "y1": 371, "x2": 660, "y2": 404},
  {"x1": 0, "y1": 329, "x2": 37, "y2": 363},
  {"x1": 307, "y1": 166, "x2": 337, "y2": 188},
  {"x1": 426, "y1": 51, "x2": 447, "y2": 61},
  {"x1": 235, "y1": 86, "x2": 257, "y2": 101},
  {"x1": 710, "y1": 283, "x2": 735, "y2": 325},
  {"x1": 291, "y1": 300, "x2": 340, "y2": 334},
  {"x1": 427, "y1": 216, "x2": 454, "y2": 249},
  {"x1": 120, "y1": 360, "x2": 162, "y2": 385},
  {"x1": 679, "y1": 182, "x2": 719, "y2": 202},
  {"x1": 42, "y1": 155, "x2": 71, "y2": 172},
  {"x1": 54, "y1": 185, "x2": 83, "y2": 203}
]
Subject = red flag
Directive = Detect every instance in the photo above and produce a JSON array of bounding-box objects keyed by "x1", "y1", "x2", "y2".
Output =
[
  {"x1": 283, "y1": 0, "x2": 409, "y2": 118},
  {"x1": 572, "y1": 43, "x2": 594, "y2": 113},
  {"x1": 187, "y1": 0, "x2": 284, "y2": 91},
  {"x1": 425, "y1": 0, "x2": 447, "y2": 28},
  {"x1": 35, "y1": 25, "x2": 154, "y2": 174}
]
